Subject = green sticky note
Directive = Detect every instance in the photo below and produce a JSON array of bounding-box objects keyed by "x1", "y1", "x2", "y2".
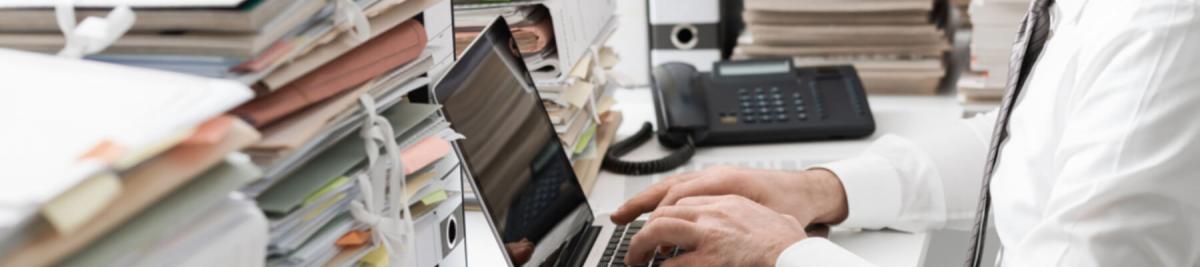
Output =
[
  {"x1": 573, "y1": 125, "x2": 597, "y2": 154},
  {"x1": 303, "y1": 176, "x2": 350, "y2": 206},
  {"x1": 420, "y1": 190, "x2": 448, "y2": 206}
]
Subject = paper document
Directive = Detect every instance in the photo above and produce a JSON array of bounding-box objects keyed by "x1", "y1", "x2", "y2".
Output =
[
  {"x1": 0, "y1": 48, "x2": 252, "y2": 238},
  {"x1": 0, "y1": 0, "x2": 246, "y2": 8}
]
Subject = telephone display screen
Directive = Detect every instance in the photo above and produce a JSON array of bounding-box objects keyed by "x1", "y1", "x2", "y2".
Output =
[{"x1": 717, "y1": 60, "x2": 790, "y2": 76}]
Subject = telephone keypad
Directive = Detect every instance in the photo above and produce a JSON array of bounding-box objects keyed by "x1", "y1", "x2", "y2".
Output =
[{"x1": 734, "y1": 86, "x2": 810, "y2": 125}]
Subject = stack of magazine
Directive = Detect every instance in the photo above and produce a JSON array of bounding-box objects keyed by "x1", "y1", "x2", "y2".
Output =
[{"x1": 735, "y1": 0, "x2": 952, "y2": 94}]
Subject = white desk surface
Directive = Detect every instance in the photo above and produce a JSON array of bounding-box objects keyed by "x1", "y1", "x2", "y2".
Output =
[{"x1": 460, "y1": 88, "x2": 965, "y2": 267}]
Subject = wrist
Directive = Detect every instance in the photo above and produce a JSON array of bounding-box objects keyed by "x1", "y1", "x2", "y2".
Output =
[{"x1": 803, "y1": 169, "x2": 849, "y2": 224}]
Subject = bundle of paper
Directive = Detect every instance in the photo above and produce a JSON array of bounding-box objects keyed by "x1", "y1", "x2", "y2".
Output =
[
  {"x1": 957, "y1": 0, "x2": 1030, "y2": 111},
  {"x1": 231, "y1": 10, "x2": 463, "y2": 263},
  {"x1": 1, "y1": 1, "x2": 464, "y2": 265},
  {"x1": 232, "y1": 19, "x2": 429, "y2": 128},
  {"x1": 58, "y1": 158, "x2": 268, "y2": 267},
  {"x1": 0, "y1": 0, "x2": 287, "y2": 32},
  {"x1": 0, "y1": 0, "x2": 446, "y2": 88},
  {"x1": 0, "y1": 48, "x2": 259, "y2": 267},
  {"x1": 254, "y1": 101, "x2": 462, "y2": 267},
  {"x1": 229, "y1": 0, "x2": 448, "y2": 197},
  {"x1": 734, "y1": 0, "x2": 952, "y2": 95},
  {"x1": 538, "y1": 47, "x2": 620, "y2": 159},
  {"x1": 240, "y1": 76, "x2": 436, "y2": 196},
  {"x1": 454, "y1": 5, "x2": 561, "y2": 81},
  {"x1": 533, "y1": 46, "x2": 624, "y2": 193}
]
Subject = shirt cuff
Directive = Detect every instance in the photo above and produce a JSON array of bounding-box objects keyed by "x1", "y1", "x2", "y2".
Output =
[
  {"x1": 776, "y1": 238, "x2": 875, "y2": 267},
  {"x1": 811, "y1": 154, "x2": 902, "y2": 229}
]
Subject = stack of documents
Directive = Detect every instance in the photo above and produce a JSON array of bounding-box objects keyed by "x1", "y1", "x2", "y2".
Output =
[
  {"x1": 452, "y1": 0, "x2": 616, "y2": 86},
  {"x1": 0, "y1": 48, "x2": 260, "y2": 266},
  {"x1": 254, "y1": 102, "x2": 463, "y2": 267},
  {"x1": 0, "y1": 0, "x2": 447, "y2": 88},
  {"x1": 529, "y1": 47, "x2": 623, "y2": 193},
  {"x1": 539, "y1": 48, "x2": 618, "y2": 158},
  {"x1": 1, "y1": 0, "x2": 464, "y2": 265},
  {"x1": 454, "y1": 5, "x2": 558, "y2": 81},
  {"x1": 958, "y1": 0, "x2": 1030, "y2": 112},
  {"x1": 452, "y1": 0, "x2": 620, "y2": 192},
  {"x1": 734, "y1": 0, "x2": 952, "y2": 94},
  {"x1": 204, "y1": 0, "x2": 463, "y2": 265}
]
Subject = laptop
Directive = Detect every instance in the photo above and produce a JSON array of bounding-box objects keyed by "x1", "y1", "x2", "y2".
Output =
[{"x1": 433, "y1": 18, "x2": 679, "y2": 267}]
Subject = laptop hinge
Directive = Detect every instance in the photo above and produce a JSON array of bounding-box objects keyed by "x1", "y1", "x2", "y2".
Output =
[{"x1": 558, "y1": 225, "x2": 602, "y2": 267}]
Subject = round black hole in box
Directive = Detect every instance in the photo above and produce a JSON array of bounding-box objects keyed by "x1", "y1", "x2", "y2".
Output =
[
  {"x1": 674, "y1": 28, "x2": 695, "y2": 45},
  {"x1": 446, "y1": 217, "x2": 458, "y2": 247}
]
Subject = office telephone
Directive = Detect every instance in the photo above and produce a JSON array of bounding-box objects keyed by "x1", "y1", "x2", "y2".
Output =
[{"x1": 603, "y1": 59, "x2": 876, "y2": 175}]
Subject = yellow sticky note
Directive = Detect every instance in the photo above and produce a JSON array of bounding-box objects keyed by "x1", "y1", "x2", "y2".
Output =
[
  {"x1": 42, "y1": 173, "x2": 122, "y2": 234},
  {"x1": 404, "y1": 171, "x2": 438, "y2": 199},
  {"x1": 361, "y1": 246, "x2": 390, "y2": 267},
  {"x1": 303, "y1": 176, "x2": 350, "y2": 205},
  {"x1": 420, "y1": 190, "x2": 448, "y2": 206}
]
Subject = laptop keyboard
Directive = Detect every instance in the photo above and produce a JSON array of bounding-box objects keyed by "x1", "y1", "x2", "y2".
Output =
[{"x1": 597, "y1": 220, "x2": 683, "y2": 267}]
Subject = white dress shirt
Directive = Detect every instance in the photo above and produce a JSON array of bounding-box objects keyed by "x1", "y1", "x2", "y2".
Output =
[{"x1": 777, "y1": 0, "x2": 1200, "y2": 266}]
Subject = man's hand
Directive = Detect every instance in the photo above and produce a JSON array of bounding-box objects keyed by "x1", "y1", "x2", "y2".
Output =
[
  {"x1": 611, "y1": 166, "x2": 849, "y2": 226},
  {"x1": 625, "y1": 195, "x2": 809, "y2": 267}
]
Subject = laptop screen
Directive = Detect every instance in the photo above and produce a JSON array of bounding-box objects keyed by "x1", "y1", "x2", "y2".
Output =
[{"x1": 434, "y1": 18, "x2": 595, "y2": 266}]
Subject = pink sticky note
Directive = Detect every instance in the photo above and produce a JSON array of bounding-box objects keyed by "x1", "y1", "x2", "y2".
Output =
[{"x1": 400, "y1": 137, "x2": 451, "y2": 175}]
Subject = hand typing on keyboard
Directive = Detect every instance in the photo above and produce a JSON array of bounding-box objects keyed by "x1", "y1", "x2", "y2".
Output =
[
  {"x1": 611, "y1": 166, "x2": 849, "y2": 227},
  {"x1": 623, "y1": 195, "x2": 809, "y2": 266}
]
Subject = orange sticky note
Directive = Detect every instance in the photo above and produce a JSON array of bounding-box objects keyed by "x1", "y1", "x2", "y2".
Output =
[
  {"x1": 78, "y1": 139, "x2": 125, "y2": 164},
  {"x1": 336, "y1": 230, "x2": 371, "y2": 248},
  {"x1": 400, "y1": 137, "x2": 451, "y2": 175}
]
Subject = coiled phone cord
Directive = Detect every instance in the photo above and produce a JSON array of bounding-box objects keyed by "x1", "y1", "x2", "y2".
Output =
[{"x1": 602, "y1": 122, "x2": 695, "y2": 175}]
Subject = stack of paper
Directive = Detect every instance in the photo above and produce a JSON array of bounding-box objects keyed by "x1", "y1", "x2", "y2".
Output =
[
  {"x1": 0, "y1": 48, "x2": 259, "y2": 267},
  {"x1": 453, "y1": 0, "x2": 617, "y2": 86},
  {"x1": 958, "y1": 0, "x2": 1029, "y2": 112},
  {"x1": 0, "y1": 0, "x2": 321, "y2": 78},
  {"x1": 59, "y1": 158, "x2": 269, "y2": 267},
  {"x1": 454, "y1": 5, "x2": 559, "y2": 81},
  {"x1": 538, "y1": 48, "x2": 618, "y2": 157},
  {"x1": 734, "y1": 0, "x2": 952, "y2": 94},
  {"x1": 0, "y1": 0, "x2": 449, "y2": 87},
  {"x1": 452, "y1": 0, "x2": 620, "y2": 192},
  {"x1": 204, "y1": 1, "x2": 465, "y2": 265},
  {"x1": 254, "y1": 102, "x2": 463, "y2": 267},
  {"x1": 1, "y1": 0, "x2": 466, "y2": 265}
]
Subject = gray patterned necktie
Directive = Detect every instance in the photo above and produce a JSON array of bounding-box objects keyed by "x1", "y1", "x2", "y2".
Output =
[{"x1": 965, "y1": 0, "x2": 1056, "y2": 266}]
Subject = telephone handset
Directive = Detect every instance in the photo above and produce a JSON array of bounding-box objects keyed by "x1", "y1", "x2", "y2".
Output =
[{"x1": 603, "y1": 59, "x2": 876, "y2": 175}]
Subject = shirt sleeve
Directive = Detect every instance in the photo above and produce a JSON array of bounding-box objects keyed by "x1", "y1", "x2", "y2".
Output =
[
  {"x1": 1004, "y1": 2, "x2": 1200, "y2": 265},
  {"x1": 812, "y1": 111, "x2": 996, "y2": 232},
  {"x1": 776, "y1": 238, "x2": 875, "y2": 267}
]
